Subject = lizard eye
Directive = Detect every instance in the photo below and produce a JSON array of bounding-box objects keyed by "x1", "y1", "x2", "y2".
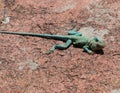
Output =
[{"x1": 94, "y1": 36, "x2": 100, "y2": 42}]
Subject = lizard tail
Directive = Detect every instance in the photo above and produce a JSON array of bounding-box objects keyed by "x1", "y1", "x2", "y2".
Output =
[{"x1": 0, "y1": 31, "x2": 70, "y2": 41}]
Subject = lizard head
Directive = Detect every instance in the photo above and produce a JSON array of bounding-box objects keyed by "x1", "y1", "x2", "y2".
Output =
[{"x1": 90, "y1": 37, "x2": 106, "y2": 51}]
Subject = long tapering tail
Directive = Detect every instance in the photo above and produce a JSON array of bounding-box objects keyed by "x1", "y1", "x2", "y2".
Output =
[{"x1": 0, "y1": 31, "x2": 71, "y2": 41}]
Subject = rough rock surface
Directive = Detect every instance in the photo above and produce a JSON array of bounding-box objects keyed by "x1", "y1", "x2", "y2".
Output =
[{"x1": 0, "y1": 0, "x2": 120, "y2": 93}]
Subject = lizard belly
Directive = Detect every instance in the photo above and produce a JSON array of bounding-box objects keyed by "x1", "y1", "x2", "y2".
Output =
[
  {"x1": 73, "y1": 37, "x2": 89, "y2": 47},
  {"x1": 73, "y1": 40, "x2": 86, "y2": 46},
  {"x1": 73, "y1": 40, "x2": 88, "y2": 47}
]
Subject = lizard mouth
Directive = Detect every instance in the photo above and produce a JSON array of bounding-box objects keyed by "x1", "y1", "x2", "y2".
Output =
[{"x1": 98, "y1": 41, "x2": 106, "y2": 48}]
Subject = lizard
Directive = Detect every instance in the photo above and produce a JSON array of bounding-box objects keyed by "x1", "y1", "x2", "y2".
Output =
[{"x1": 0, "y1": 28, "x2": 106, "y2": 54}]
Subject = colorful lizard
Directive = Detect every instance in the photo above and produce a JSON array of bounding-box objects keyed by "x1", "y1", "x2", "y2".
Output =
[{"x1": 0, "y1": 28, "x2": 106, "y2": 54}]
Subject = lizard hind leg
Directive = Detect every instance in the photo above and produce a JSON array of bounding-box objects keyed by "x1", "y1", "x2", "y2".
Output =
[
  {"x1": 68, "y1": 27, "x2": 82, "y2": 36},
  {"x1": 46, "y1": 39, "x2": 72, "y2": 54}
]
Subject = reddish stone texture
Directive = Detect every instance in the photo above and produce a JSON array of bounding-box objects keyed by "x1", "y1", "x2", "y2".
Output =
[{"x1": 0, "y1": 0, "x2": 120, "y2": 93}]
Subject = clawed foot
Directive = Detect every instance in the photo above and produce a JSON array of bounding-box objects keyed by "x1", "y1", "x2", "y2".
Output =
[{"x1": 88, "y1": 51, "x2": 94, "y2": 55}]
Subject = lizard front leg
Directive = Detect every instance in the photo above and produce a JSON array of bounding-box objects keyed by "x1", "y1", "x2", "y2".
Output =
[
  {"x1": 46, "y1": 39, "x2": 72, "y2": 54},
  {"x1": 83, "y1": 45, "x2": 94, "y2": 54}
]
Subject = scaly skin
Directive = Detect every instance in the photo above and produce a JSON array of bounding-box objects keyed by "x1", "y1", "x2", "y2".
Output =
[{"x1": 0, "y1": 29, "x2": 106, "y2": 54}]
